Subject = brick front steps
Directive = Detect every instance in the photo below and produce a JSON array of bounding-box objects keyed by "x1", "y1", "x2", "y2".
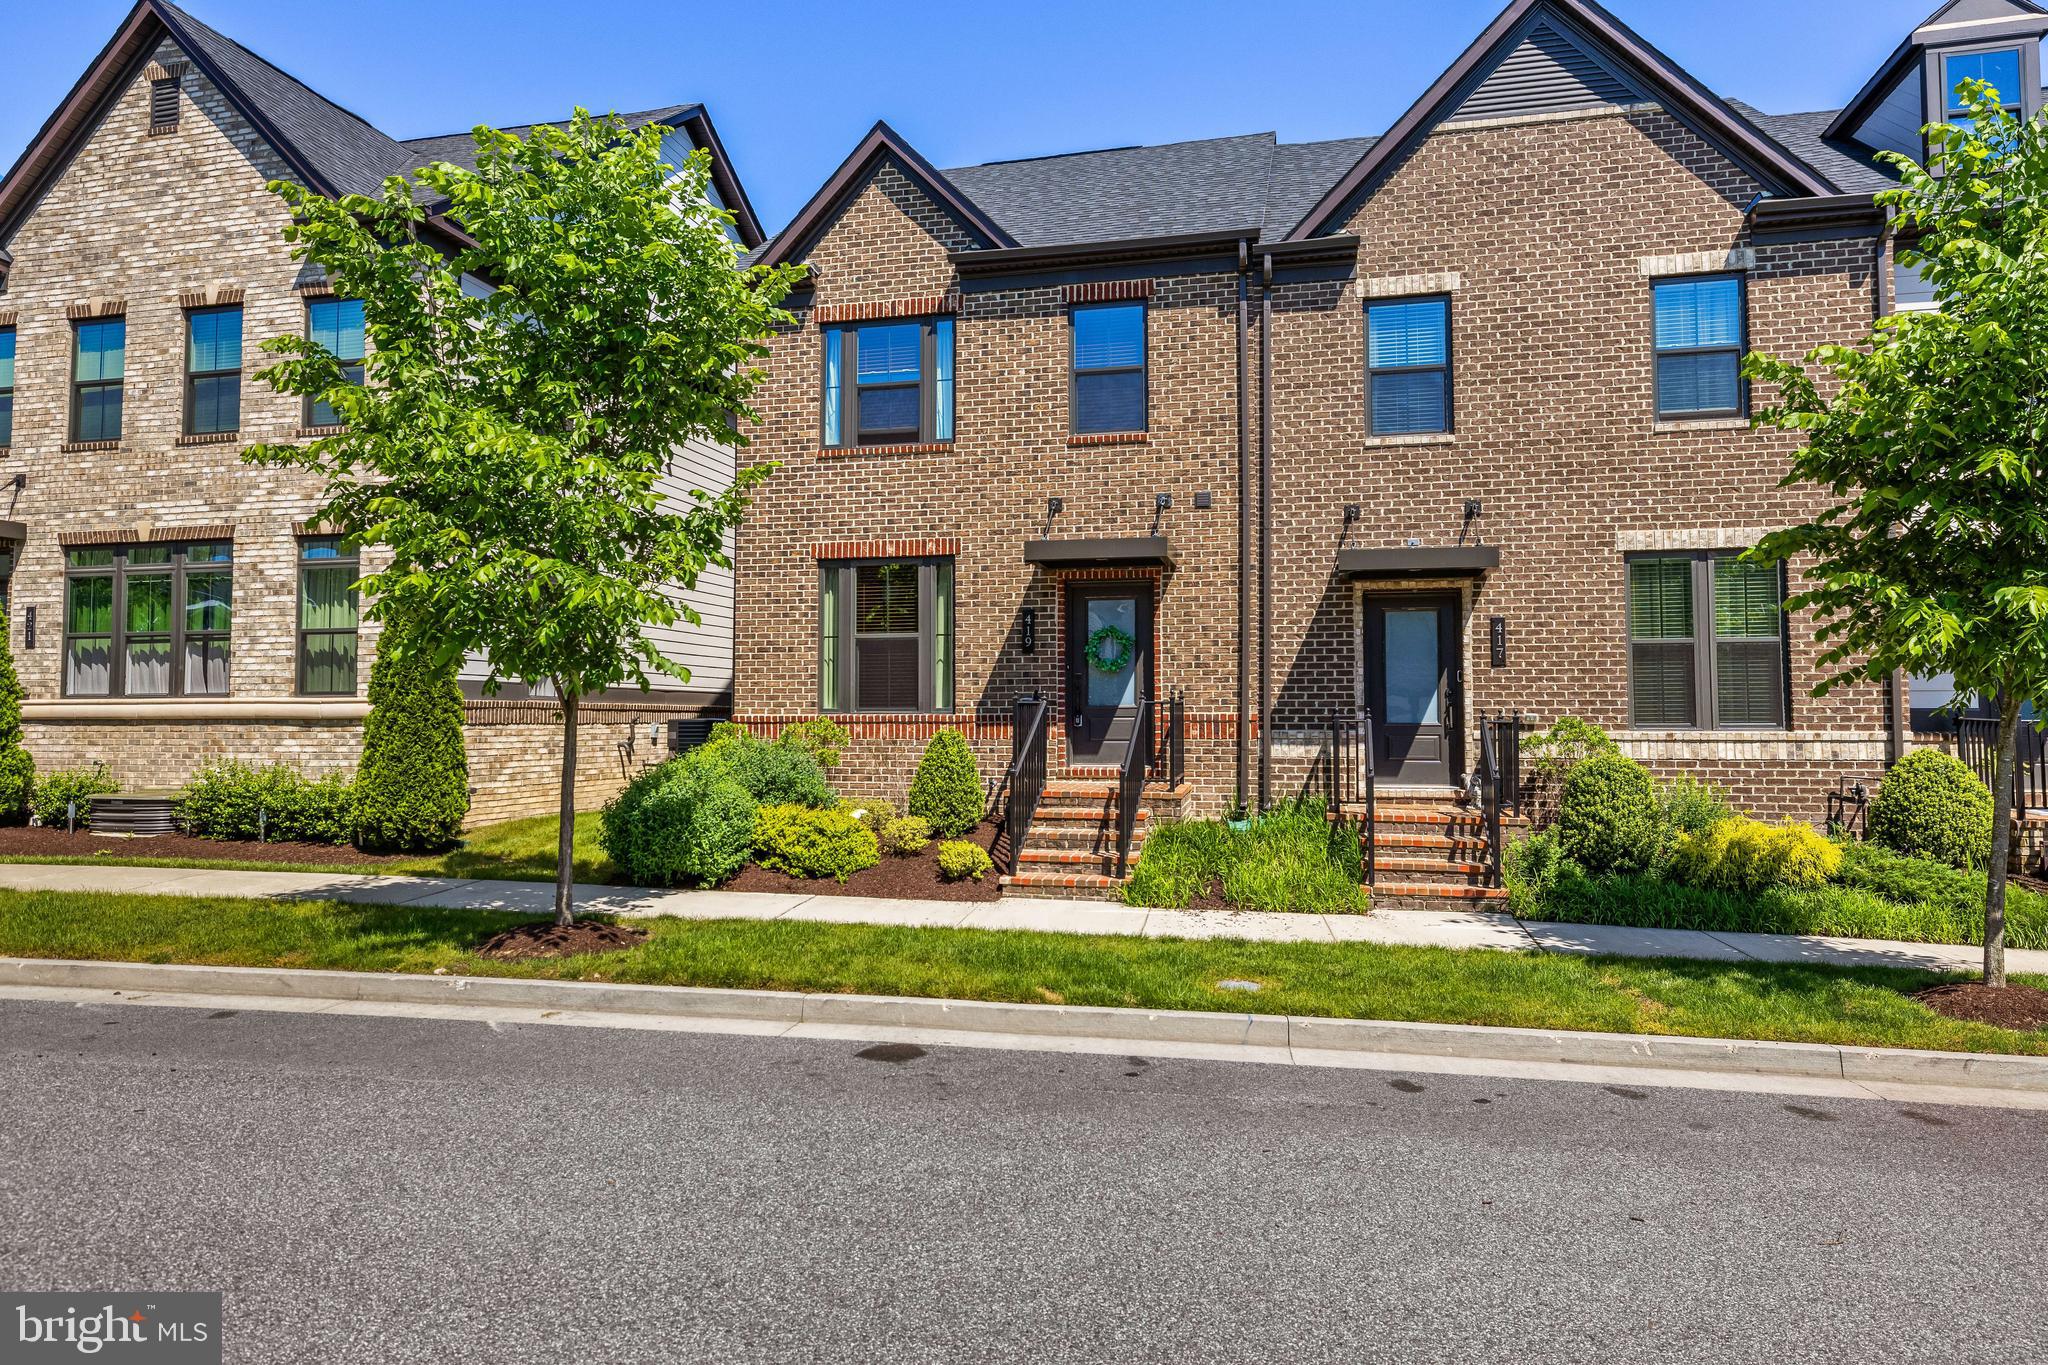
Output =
[
  {"x1": 1344, "y1": 793, "x2": 1530, "y2": 911},
  {"x1": 999, "y1": 779, "x2": 1188, "y2": 901}
]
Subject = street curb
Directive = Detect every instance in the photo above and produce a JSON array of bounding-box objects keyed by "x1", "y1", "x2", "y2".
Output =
[{"x1": 5, "y1": 956, "x2": 2046, "y2": 1092}]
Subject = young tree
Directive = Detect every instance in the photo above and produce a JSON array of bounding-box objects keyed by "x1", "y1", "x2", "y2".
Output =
[
  {"x1": 248, "y1": 112, "x2": 802, "y2": 925},
  {"x1": 1745, "y1": 83, "x2": 2048, "y2": 988}
]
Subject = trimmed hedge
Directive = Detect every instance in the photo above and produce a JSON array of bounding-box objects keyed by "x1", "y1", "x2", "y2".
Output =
[
  {"x1": 1870, "y1": 749, "x2": 1994, "y2": 869},
  {"x1": 0, "y1": 619, "x2": 32, "y2": 824},
  {"x1": 753, "y1": 804, "x2": 879, "y2": 882},
  {"x1": 880, "y1": 816, "x2": 932, "y2": 856},
  {"x1": 354, "y1": 623, "x2": 469, "y2": 852},
  {"x1": 1557, "y1": 753, "x2": 1659, "y2": 874},
  {"x1": 908, "y1": 731, "x2": 984, "y2": 837},
  {"x1": 177, "y1": 761, "x2": 356, "y2": 844}
]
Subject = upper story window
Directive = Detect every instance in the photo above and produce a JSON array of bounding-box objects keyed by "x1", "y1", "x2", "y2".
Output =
[
  {"x1": 1944, "y1": 48, "x2": 2023, "y2": 130},
  {"x1": 70, "y1": 318, "x2": 125, "y2": 444},
  {"x1": 821, "y1": 318, "x2": 955, "y2": 448},
  {"x1": 64, "y1": 540, "x2": 233, "y2": 698},
  {"x1": 1070, "y1": 302, "x2": 1147, "y2": 435},
  {"x1": 1628, "y1": 552, "x2": 1785, "y2": 731},
  {"x1": 297, "y1": 536, "x2": 360, "y2": 696},
  {"x1": 1366, "y1": 297, "x2": 1451, "y2": 436},
  {"x1": 305, "y1": 298, "x2": 365, "y2": 428},
  {"x1": 818, "y1": 557, "x2": 954, "y2": 713},
  {"x1": 185, "y1": 305, "x2": 242, "y2": 436},
  {"x1": 0, "y1": 326, "x2": 14, "y2": 448},
  {"x1": 1652, "y1": 275, "x2": 1745, "y2": 420}
]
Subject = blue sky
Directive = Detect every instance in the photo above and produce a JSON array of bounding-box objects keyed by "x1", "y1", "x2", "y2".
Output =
[{"x1": 6, "y1": 0, "x2": 1939, "y2": 235}]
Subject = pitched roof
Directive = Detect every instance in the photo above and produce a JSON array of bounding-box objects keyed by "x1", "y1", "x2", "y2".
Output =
[
  {"x1": 1726, "y1": 102, "x2": 1900, "y2": 196},
  {"x1": 0, "y1": 1, "x2": 761, "y2": 251},
  {"x1": 397, "y1": 105, "x2": 700, "y2": 174}
]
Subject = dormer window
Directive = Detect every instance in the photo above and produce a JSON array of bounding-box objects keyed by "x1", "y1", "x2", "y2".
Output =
[{"x1": 1943, "y1": 48, "x2": 2023, "y2": 129}]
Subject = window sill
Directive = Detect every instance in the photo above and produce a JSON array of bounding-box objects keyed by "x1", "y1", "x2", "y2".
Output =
[
  {"x1": 1068, "y1": 431, "x2": 1148, "y2": 447},
  {"x1": 1362, "y1": 432, "x2": 1455, "y2": 448},
  {"x1": 175, "y1": 431, "x2": 240, "y2": 446},
  {"x1": 59, "y1": 440, "x2": 121, "y2": 453},
  {"x1": 816, "y1": 442, "x2": 952, "y2": 459},
  {"x1": 1653, "y1": 417, "x2": 1751, "y2": 433},
  {"x1": 293, "y1": 425, "x2": 348, "y2": 439},
  {"x1": 24, "y1": 698, "x2": 370, "y2": 723}
]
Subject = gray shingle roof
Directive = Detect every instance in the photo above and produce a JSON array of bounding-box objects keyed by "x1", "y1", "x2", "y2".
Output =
[
  {"x1": 937, "y1": 131, "x2": 1383, "y2": 249},
  {"x1": 161, "y1": 1, "x2": 416, "y2": 198},
  {"x1": 1726, "y1": 100, "x2": 1898, "y2": 196},
  {"x1": 398, "y1": 105, "x2": 701, "y2": 174}
]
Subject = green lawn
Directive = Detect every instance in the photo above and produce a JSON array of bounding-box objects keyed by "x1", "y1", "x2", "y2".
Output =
[
  {"x1": 0, "y1": 812, "x2": 615, "y2": 884},
  {"x1": 2, "y1": 887, "x2": 2044, "y2": 1056}
]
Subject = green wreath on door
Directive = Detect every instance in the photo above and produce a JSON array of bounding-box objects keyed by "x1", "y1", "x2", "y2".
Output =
[{"x1": 1085, "y1": 624, "x2": 1136, "y2": 674}]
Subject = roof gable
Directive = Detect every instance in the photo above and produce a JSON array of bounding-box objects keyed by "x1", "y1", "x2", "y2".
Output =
[
  {"x1": 757, "y1": 122, "x2": 1016, "y2": 269},
  {"x1": 1285, "y1": 0, "x2": 1832, "y2": 241},
  {"x1": 1447, "y1": 12, "x2": 1643, "y2": 123}
]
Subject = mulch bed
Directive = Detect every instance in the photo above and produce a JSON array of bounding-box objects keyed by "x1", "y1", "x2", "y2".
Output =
[
  {"x1": 722, "y1": 820, "x2": 1004, "y2": 902},
  {"x1": 475, "y1": 919, "x2": 648, "y2": 960},
  {"x1": 0, "y1": 825, "x2": 410, "y2": 867},
  {"x1": 1912, "y1": 982, "x2": 2048, "y2": 1032}
]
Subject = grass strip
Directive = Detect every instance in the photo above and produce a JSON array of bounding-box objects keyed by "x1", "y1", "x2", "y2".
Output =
[{"x1": 1, "y1": 888, "x2": 2043, "y2": 1056}]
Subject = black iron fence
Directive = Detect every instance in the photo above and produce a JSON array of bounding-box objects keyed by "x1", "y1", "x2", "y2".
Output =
[{"x1": 1957, "y1": 717, "x2": 2047, "y2": 813}]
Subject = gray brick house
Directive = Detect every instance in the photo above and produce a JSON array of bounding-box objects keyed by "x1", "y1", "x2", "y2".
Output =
[
  {"x1": 735, "y1": 0, "x2": 2048, "y2": 897},
  {"x1": 0, "y1": 0, "x2": 764, "y2": 825}
]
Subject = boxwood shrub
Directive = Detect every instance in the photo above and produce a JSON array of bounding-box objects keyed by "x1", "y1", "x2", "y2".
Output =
[
  {"x1": 177, "y1": 760, "x2": 356, "y2": 844},
  {"x1": 936, "y1": 839, "x2": 994, "y2": 882},
  {"x1": 908, "y1": 731, "x2": 984, "y2": 837},
  {"x1": 1556, "y1": 752, "x2": 1660, "y2": 874},
  {"x1": 599, "y1": 759, "x2": 757, "y2": 887},
  {"x1": 30, "y1": 766, "x2": 119, "y2": 829},
  {"x1": 1869, "y1": 749, "x2": 1994, "y2": 869},
  {"x1": 0, "y1": 621, "x2": 33, "y2": 824}
]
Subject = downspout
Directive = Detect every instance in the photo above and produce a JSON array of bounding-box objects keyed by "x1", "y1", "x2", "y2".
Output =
[
  {"x1": 1236, "y1": 239, "x2": 1252, "y2": 809},
  {"x1": 1877, "y1": 219, "x2": 1909, "y2": 768},
  {"x1": 1258, "y1": 252, "x2": 1274, "y2": 812}
]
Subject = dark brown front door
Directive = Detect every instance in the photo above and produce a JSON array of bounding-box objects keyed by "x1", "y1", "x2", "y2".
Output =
[
  {"x1": 1065, "y1": 580, "x2": 1153, "y2": 768},
  {"x1": 1365, "y1": 593, "x2": 1460, "y2": 787}
]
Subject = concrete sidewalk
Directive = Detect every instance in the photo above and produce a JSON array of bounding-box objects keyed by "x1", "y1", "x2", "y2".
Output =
[{"x1": 1, "y1": 860, "x2": 2043, "y2": 978}]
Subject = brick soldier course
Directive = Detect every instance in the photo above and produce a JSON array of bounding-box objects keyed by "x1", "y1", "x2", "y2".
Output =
[
  {"x1": 0, "y1": 0, "x2": 763, "y2": 824},
  {"x1": 736, "y1": 0, "x2": 2045, "y2": 893}
]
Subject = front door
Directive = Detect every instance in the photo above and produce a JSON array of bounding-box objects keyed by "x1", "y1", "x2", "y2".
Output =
[
  {"x1": 1065, "y1": 581, "x2": 1153, "y2": 768},
  {"x1": 1365, "y1": 594, "x2": 1459, "y2": 787}
]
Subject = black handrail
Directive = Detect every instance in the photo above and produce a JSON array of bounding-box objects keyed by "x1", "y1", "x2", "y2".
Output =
[
  {"x1": 1493, "y1": 712, "x2": 1524, "y2": 818},
  {"x1": 1004, "y1": 696, "x2": 1051, "y2": 877},
  {"x1": 1159, "y1": 691, "x2": 1186, "y2": 789},
  {"x1": 1114, "y1": 694, "x2": 1153, "y2": 879},
  {"x1": 1959, "y1": 715, "x2": 2046, "y2": 813},
  {"x1": 1477, "y1": 710, "x2": 1504, "y2": 889},
  {"x1": 1330, "y1": 709, "x2": 1377, "y2": 889}
]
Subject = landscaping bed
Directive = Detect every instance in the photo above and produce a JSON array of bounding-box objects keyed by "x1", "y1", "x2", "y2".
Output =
[
  {"x1": 1, "y1": 886, "x2": 2044, "y2": 1054},
  {"x1": 0, "y1": 826, "x2": 410, "y2": 869},
  {"x1": 1122, "y1": 800, "x2": 1366, "y2": 914},
  {"x1": 723, "y1": 820, "x2": 1002, "y2": 901}
]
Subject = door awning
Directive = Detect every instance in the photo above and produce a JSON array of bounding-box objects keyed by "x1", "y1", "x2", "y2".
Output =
[
  {"x1": 1338, "y1": 545, "x2": 1499, "y2": 578},
  {"x1": 1025, "y1": 536, "x2": 1174, "y2": 568}
]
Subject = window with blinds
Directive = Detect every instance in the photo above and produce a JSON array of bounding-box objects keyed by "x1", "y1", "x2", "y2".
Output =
[
  {"x1": 819, "y1": 558, "x2": 954, "y2": 713},
  {"x1": 1652, "y1": 275, "x2": 1745, "y2": 419},
  {"x1": 1366, "y1": 296, "x2": 1451, "y2": 436},
  {"x1": 1628, "y1": 553, "x2": 1785, "y2": 729},
  {"x1": 1070, "y1": 302, "x2": 1146, "y2": 435},
  {"x1": 821, "y1": 318, "x2": 954, "y2": 447}
]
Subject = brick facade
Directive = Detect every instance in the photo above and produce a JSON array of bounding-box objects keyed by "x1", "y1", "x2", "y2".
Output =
[
  {"x1": 0, "y1": 39, "x2": 698, "y2": 827},
  {"x1": 737, "y1": 105, "x2": 1895, "y2": 825}
]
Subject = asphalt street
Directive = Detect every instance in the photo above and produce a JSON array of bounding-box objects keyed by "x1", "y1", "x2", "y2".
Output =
[{"x1": 2, "y1": 997, "x2": 2043, "y2": 1364}]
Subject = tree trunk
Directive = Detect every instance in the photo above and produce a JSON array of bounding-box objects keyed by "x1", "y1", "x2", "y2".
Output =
[
  {"x1": 1983, "y1": 691, "x2": 2021, "y2": 989},
  {"x1": 555, "y1": 686, "x2": 579, "y2": 928}
]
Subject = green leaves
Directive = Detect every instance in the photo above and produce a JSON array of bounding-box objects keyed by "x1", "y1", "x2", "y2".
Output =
[{"x1": 247, "y1": 109, "x2": 804, "y2": 700}]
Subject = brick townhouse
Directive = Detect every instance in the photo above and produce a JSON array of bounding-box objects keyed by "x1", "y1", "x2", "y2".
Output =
[
  {"x1": 736, "y1": 0, "x2": 2048, "y2": 896},
  {"x1": 0, "y1": 0, "x2": 764, "y2": 824}
]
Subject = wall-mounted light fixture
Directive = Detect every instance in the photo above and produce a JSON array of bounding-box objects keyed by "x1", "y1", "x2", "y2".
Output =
[
  {"x1": 1155, "y1": 493, "x2": 1172, "y2": 512},
  {"x1": 1047, "y1": 496, "x2": 1064, "y2": 517},
  {"x1": 1343, "y1": 504, "x2": 1361, "y2": 525}
]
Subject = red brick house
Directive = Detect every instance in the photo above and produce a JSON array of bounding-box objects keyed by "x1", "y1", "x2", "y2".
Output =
[{"x1": 734, "y1": 0, "x2": 2046, "y2": 896}]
